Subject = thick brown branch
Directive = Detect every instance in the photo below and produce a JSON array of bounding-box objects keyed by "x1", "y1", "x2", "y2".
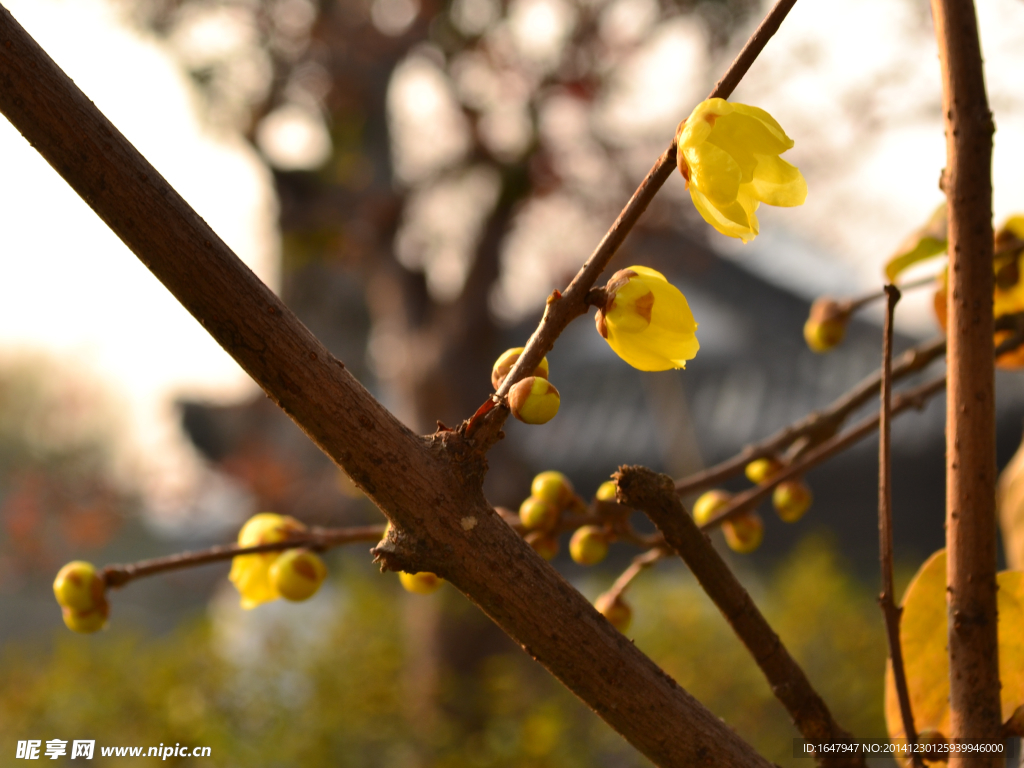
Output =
[
  {"x1": 877, "y1": 288, "x2": 922, "y2": 768},
  {"x1": 471, "y1": 0, "x2": 801, "y2": 443},
  {"x1": 931, "y1": 0, "x2": 1001, "y2": 763},
  {"x1": 0, "y1": 8, "x2": 774, "y2": 765},
  {"x1": 616, "y1": 466, "x2": 864, "y2": 768},
  {"x1": 100, "y1": 525, "x2": 386, "y2": 589}
]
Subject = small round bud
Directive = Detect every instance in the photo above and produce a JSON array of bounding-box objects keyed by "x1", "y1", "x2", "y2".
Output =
[
  {"x1": 594, "y1": 594, "x2": 632, "y2": 633},
  {"x1": 917, "y1": 730, "x2": 948, "y2": 763},
  {"x1": 723, "y1": 512, "x2": 764, "y2": 554},
  {"x1": 399, "y1": 571, "x2": 442, "y2": 595},
  {"x1": 269, "y1": 549, "x2": 327, "y2": 602},
  {"x1": 692, "y1": 490, "x2": 732, "y2": 527},
  {"x1": 519, "y1": 496, "x2": 558, "y2": 531},
  {"x1": 595, "y1": 481, "x2": 618, "y2": 503},
  {"x1": 569, "y1": 526, "x2": 609, "y2": 565},
  {"x1": 491, "y1": 348, "x2": 549, "y2": 390},
  {"x1": 744, "y1": 457, "x2": 783, "y2": 484},
  {"x1": 772, "y1": 480, "x2": 812, "y2": 523},
  {"x1": 525, "y1": 531, "x2": 559, "y2": 561},
  {"x1": 53, "y1": 561, "x2": 105, "y2": 612},
  {"x1": 531, "y1": 471, "x2": 574, "y2": 509},
  {"x1": 61, "y1": 599, "x2": 109, "y2": 634},
  {"x1": 803, "y1": 298, "x2": 850, "y2": 353},
  {"x1": 508, "y1": 377, "x2": 560, "y2": 425}
]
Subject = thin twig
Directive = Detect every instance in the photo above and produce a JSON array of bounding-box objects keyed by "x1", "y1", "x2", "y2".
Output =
[
  {"x1": 844, "y1": 274, "x2": 938, "y2": 314},
  {"x1": 700, "y1": 374, "x2": 948, "y2": 531},
  {"x1": 675, "y1": 336, "x2": 947, "y2": 495},
  {"x1": 617, "y1": 466, "x2": 864, "y2": 768},
  {"x1": 467, "y1": 0, "x2": 802, "y2": 441},
  {"x1": 596, "y1": 547, "x2": 668, "y2": 606},
  {"x1": 877, "y1": 287, "x2": 923, "y2": 768},
  {"x1": 101, "y1": 525, "x2": 387, "y2": 588}
]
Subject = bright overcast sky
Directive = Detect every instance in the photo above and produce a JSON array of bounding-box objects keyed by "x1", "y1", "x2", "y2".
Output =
[
  {"x1": 2, "y1": 0, "x2": 1024, "y2": 520},
  {"x1": 0, "y1": 0, "x2": 278, "y2": 526}
]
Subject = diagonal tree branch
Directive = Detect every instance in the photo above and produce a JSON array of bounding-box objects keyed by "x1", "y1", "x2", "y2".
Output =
[
  {"x1": 616, "y1": 466, "x2": 864, "y2": 768},
  {"x1": 930, "y1": 1, "x2": 1001, "y2": 764},
  {"x1": 471, "y1": 0, "x2": 802, "y2": 442},
  {"x1": 0, "y1": 6, "x2": 775, "y2": 765},
  {"x1": 675, "y1": 336, "x2": 946, "y2": 496}
]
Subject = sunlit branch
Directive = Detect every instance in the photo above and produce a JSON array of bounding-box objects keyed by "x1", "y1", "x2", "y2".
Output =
[
  {"x1": 876, "y1": 286, "x2": 923, "y2": 768},
  {"x1": 675, "y1": 336, "x2": 947, "y2": 496},
  {"x1": 617, "y1": 466, "x2": 865, "y2": 768},
  {"x1": 466, "y1": 0, "x2": 802, "y2": 442},
  {"x1": 843, "y1": 274, "x2": 938, "y2": 314},
  {"x1": 100, "y1": 525, "x2": 387, "y2": 589},
  {"x1": 700, "y1": 374, "x2": 948, "y2": 531}
]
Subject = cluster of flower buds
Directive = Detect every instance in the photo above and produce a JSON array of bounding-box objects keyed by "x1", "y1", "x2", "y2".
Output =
[
  {"x1": 493, "y1": 347, "x2": 560, "y2": 425},
  {"x1": 745, "y1": 457, "x2": 814, "y2": 524},
  {"x1": 228, "y1": 513, "x2": 327, "y2": 609},
  {"x1": 53, "y1": 561, "x2": 109, "y2": 633},
  {"x1": 692, "y1": 490, "x2": 764, "y2": 554},
  {"x1": 691, "y1": 456, "x2": 814, "y2": 554},
  {"x1": 518, "y1": 471, "x2": 579, "y2": 561}
]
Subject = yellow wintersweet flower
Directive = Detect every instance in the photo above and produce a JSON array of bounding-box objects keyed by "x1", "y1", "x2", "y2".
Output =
[
  {"x1": 228, "y1": 512, "x2": 307, "y2": 609},
  {"x1": 675, "y1": 98, "x2": 806, "y2": 243},
  {"x1": 594, "y1": 266, "x2": 699, "y2": 371}
]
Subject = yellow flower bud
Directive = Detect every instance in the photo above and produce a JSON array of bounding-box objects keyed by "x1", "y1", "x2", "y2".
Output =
[
  {"x1": 525, "y1": 531, "x2": 560, "y2": 561},
  {"x1": 569, "y1": 526, "x2": 609, "y2": 566},
  {"x1": 692, "y1": 489, "x2": 731, "y2": 527},
  {"x1": 594, "y1": 594, "x2": 632, "y2": 633},
  {"x1": 399, "y1": 571, "x2": 442, "y2": 595},
  {"x1": 594, "y1": 266, "x2": 699, "y2": 371},
  {"x1": 531, "y1": 471, "x2": 574, "y2": 510},
  {"x1": 723, "y1": 512, "x2": 764, "y2": 554},
  {"x1": 676, "y1": 98, "x2": 806, "y2": 243},
  {"x1": 228, "y1": 512, "x2": 307, "y2": 609},
  {"x1": 772, "y1": 480, "x2": 812, "y2": 523},
  {"x1": 53, "y1": 561, "x2": 105, "y2": 612},
  {"x1": 61, "y1": 599, "x2": 109, "y2": 634},
  {"x1": 595, "y1": 481, "x2": 618, "y2": 503},
  {"x1": 508, "y1": 376, "x2": 560, "y2": 424},
  {"x1": 269, "y1": 549, "x2": 327, "y2": 602},
  {"x1": 491, "y1": 347, "x2": 550, "y2": 390},
  {"x1": 519, "y1": 496, "x2": 558, "y2": 531},
  {"x1": 803, "y1": 298, "x2": 851, "y2": 354},
  {"x1": 744, "y1": 457, "x2": 782, "y2": 484}
]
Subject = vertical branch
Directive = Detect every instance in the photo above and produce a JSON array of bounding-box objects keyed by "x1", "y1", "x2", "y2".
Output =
[
  {"x1": 930, "y1": 0, "x2": 1001, "y2": 763},
  {"x1": 877, "y1": 286, "x2": 922, "y2": 768}
]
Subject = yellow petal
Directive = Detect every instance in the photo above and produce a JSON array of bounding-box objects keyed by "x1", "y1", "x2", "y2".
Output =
[
  {"x1": 729, "y1": 103, "x2": 794, "y2": 150},
  {"x1": 748, "y1": 154, "x2": 807, "y2": 207},
  {"x1": 884, "y1": 549, "x2": 1024, "y2": 740},
  {"x1": 689, "y1": 186, "x2": 758, "y2": 243},
  {"x1": 685, "y1": 141, "x2": 742, "y2": 208},
  {"x1": 604, "y1": 268, "x2": 699, "y2": 371}
]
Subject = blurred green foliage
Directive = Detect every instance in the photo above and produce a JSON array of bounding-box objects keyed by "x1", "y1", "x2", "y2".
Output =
[{"x1": 1, "y1": 536, "x2": 888, "y2": 767}]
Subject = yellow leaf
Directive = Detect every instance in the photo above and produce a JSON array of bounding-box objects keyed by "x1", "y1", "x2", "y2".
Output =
[
  {"x1": 999, "y1": 432, "x2": 1024, "y2": 571},
  {"x1": 884, "y1": 550, "x2": 1024, "y2": 744},
  {"x1": 884, "y1": 204, "x2": 948, "y2": 283}
]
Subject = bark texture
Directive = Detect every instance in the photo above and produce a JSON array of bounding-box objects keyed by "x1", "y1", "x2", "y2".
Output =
[{"x1": 0, "y1": 5, "x2": 773, "y2": 765}]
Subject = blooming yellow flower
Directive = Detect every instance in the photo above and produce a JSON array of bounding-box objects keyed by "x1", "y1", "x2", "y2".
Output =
[
  {"x1": 675, "y1": 98, "x2": 806, "y2": 243},
  {"x1": 595, "y1": 266, "x2": 698, "y2": 371},
  {"x1": 228, "y1": 512, "x2": 307, "y2": 609}
]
